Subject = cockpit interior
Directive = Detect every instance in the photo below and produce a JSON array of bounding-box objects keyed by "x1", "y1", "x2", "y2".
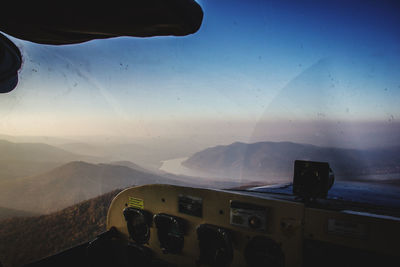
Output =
[{"x1": 1, "y1": 1, "x2": 400, "y2": 267}]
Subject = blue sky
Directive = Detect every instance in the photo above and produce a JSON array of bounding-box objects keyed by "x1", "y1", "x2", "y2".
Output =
[{"x1": 0, "y1": 0, "x2": 399, "y2": 147}]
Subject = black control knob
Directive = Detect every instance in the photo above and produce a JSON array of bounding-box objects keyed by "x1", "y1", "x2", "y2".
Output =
[
  {"x1": 123, "y1": 207, "x2": 152, "y2": 245},
  {"x1": 154, "y1": 213, "x2": 186, "y2": 254},
  {"x1": 248, "y1": 216, "x2": 262, "y2": 229},
  {"x1": 244, "y1": 236, "x2": 284, "y2": 267},
  {"x1": 197, "y1": 224, "x2": 233, "y2": 267}
]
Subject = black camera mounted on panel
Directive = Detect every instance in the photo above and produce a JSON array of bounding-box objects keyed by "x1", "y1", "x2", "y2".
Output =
[{"x1": 292, "y1": 160, "x2": 335, "y2": 202}]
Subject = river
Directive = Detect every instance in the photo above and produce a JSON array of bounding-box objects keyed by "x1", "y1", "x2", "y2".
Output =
[{"x1": 159, "y1": 157, "x2": 213, "y2": 178}]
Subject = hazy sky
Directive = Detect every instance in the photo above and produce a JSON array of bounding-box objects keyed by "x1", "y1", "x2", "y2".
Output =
[{"x1": 0, "y1": 0, "x2": 399, "y2": 148}]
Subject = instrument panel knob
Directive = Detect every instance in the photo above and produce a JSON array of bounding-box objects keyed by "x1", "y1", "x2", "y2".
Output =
[
  {"x1": 244, "y1": 236, "x2": 284, "y2": 267},
  {"x1": 197, "y1": 224, "x2": 233, "y2": 267}
]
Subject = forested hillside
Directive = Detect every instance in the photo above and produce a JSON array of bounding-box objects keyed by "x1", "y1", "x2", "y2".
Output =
[{"x1": 0, "y1": 189, "x2": 121, "y2": 267}]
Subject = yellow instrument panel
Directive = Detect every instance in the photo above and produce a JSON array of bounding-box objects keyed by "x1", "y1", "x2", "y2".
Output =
[{"x1": 106, "y1": 184, "x2": 400, "y2": 267}]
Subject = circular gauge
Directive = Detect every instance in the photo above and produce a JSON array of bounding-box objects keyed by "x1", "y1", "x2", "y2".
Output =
[
  {"x1": 154, "y1": 213, "x2": 186, "y2": 254},
  {"x1": 197, "y1": 224, "x2": 233, "y2": 267},
  {"x1": 244, "y1": 236, "x2": 284, "y2": 267},
  {"x1": 123, "y1": 207, "x2": 152, "y2": 244}
]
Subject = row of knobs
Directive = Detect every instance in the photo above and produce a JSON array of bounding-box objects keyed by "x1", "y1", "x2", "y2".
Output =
[{"x1": 123, "y1": 208, "x2": 284, "y2": 267}]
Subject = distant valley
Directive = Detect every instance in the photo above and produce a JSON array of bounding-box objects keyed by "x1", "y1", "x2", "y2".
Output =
[{"x1": 56, "y1": 139, "x2": 210, "y2": 171}]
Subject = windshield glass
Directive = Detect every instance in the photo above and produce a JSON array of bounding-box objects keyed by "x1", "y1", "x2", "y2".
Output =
[{"x1": 1, "y1": 0, "x2": 400, "y2": 266}]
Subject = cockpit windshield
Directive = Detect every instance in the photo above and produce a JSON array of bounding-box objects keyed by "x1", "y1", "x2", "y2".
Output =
[{"x1": 0, "y1": 1, "x2": 399, "y2": 266}]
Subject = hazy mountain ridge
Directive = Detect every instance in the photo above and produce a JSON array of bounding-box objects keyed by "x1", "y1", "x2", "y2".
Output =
[
  {"x1": 0, "y1": 161, "x2": 187, "y2": 214},
  {"x1": 0, "y1": 135, "x2": 77, "y2": 145},
  {"x1": 0, "y1": 139, "x2": 104, "y2": 183},
  {"x1": 0, "y1": 160, "x2": 63, "y2": 182},
  {"x1": 0, "y1": 189, "x2": 121, "y2": 267},
  {"x1": 0, "y1": 140, "x2": 80, "y2": 162},
  {"x1": 109, "y1": 160, "x2": 152, "y2": 174},
  {"x1": 0, "y1": 206, "x2": 37, "y2": 221},
  {"x1": 0, "y1": 139, "x2": 100, "y2": 163},
  {"x1": 182, "y1": 141, "x2": 400, "y2": 181}
]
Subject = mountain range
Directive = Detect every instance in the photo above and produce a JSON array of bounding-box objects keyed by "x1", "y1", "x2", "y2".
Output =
[
  {"x1": 0, "y1": 139, "x2": 101, "y2": 183},
  {"x1": 2, "y1": 139, "x2": 400, "y2": 218},
  {"x1": 182, "y1": 141, "x2": 400, "y2": 182},
  {"x1": 0, "y1": 161, "x2": 188, "y2": 214},
  {"x1": 0, "y1": 140, "x2": 97, "y2": 163}
]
